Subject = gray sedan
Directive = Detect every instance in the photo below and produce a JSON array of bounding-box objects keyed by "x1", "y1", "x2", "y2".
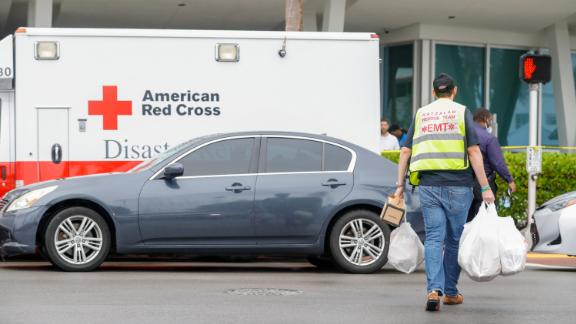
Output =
[{"x1": 0, "y1": 131, "x2": 421, "y2": 273}]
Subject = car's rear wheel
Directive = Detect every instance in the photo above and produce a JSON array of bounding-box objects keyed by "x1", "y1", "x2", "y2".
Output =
[
  {"x1": 43, "y1": 207, "x2": 111, "y2": 272},
  {"x1": 329, "y1": 210, "x2": 390, "y2": 274}
]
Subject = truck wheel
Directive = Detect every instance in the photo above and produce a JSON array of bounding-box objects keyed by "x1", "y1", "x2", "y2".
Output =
[
  {"x1": 329, "y1": 210, "x2": 390, "y2": 274},
  {"x1": 43, "y1": 207, "x2": 111, "y2": 272}
]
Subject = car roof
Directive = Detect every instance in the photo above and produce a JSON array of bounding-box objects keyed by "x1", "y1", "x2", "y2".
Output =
[
  {"x1": 145, "y1": 131, "x2": 370, "y2": 176},
  {"x1": 199, "y1": 131, "x2": 357, "y2": 148}
]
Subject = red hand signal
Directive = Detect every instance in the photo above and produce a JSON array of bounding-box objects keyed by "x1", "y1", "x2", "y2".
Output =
[{"x1": 524, "y1": 57, "x2": 537, "y2": 80}]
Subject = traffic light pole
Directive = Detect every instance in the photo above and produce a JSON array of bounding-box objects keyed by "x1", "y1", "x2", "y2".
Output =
[
  {"x1": 526, "y1": 82, "x2": 540, "y2": 244},
  {"x1": 520, "y1": 53, "x2": 549, "y2": 246}
]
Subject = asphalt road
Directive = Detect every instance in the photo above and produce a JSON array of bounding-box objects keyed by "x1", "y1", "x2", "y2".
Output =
[{"x1": 0, "y1": 259, "x2": 574, "y2": 324}]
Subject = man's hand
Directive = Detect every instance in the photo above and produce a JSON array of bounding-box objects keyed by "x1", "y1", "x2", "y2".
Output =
[
  {"x1": 482, "y1": 189, "x2": 495, "y2": 203},
  {"x1": 508, "y1": 181, "x2": 517, "y2": 193},
  {"x1": 393, "y1": 187, "x2": 404, "y2": 201},
  {"x1": 395, "y1": 147, "x2": 412, "y2": 202}
]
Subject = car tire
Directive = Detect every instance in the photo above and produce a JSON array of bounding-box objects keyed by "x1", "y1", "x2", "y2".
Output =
[
  {"x1": 307, "y1": 256, "x2": 335, "y2": 269},
  {"x1": 43, "y1": 207, "x2": 111, "y2": 272},
  {"x1": 329, "y1": 209, "x2": 390, "y2": 274}
]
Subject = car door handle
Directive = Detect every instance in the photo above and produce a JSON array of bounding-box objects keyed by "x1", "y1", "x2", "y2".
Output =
[
  {"x1": 321, "y1": 179, "x2": 347, "y2": 188},
  {"x1": 225, "y1": 183, "x2": 252, "y2": 192}
]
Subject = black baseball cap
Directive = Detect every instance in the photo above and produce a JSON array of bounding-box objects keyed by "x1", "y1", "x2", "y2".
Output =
[{"x1": 433, "y1": 73, "x2": 455, "y2": 93}]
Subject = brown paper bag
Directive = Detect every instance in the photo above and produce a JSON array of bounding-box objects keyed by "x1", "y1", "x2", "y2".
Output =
[{"x1": 380, "y1": 196, "x2": 406, "y2": 226}]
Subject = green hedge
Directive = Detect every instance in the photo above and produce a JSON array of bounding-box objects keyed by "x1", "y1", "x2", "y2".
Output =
[{"x1": 381, "y1": 151, "x2": 576, "y2": 222}]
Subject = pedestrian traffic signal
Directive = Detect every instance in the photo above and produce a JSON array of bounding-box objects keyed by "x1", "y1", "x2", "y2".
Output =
[{"x1": 520, "y1": 54, "x2": 551, "y2": 84}]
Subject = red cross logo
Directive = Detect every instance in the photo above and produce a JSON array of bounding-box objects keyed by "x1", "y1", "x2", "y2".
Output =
[{"x1": 88, "y1": 86, "x2": 132, "y2": 130}]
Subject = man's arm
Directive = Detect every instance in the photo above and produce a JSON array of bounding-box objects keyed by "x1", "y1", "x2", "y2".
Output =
[
  {"x1": 486, "y1": 137, "x2": 516, "y2": 192},
  {"x1": 468, "y1": 145, "x2": 495, "y2": 203},
  {"x1": 393, "y1": 147, "x2": 411, "y2": 200}
]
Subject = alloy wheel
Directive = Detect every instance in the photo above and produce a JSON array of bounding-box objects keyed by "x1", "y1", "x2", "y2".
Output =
[
  {"x1": 338, "y1": 218, "x2": 385, "y2": 266},
  {"x1": 53, "y1": 215, "x2": 103, "y2": 265}
]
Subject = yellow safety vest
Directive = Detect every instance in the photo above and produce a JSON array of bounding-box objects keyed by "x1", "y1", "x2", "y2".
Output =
[{"x1": 409, "y1": 100, "x2": 468, "y2": 174}]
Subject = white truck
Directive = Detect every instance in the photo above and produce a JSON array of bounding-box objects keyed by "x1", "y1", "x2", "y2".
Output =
[{"x1": 0, "y1": 28, "x2": 381, "y2": 196}]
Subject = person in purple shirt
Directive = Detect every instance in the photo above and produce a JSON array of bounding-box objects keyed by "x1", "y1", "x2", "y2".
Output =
[{"x1": 467, "y1": 108, "x2": 517, "y2": 221}]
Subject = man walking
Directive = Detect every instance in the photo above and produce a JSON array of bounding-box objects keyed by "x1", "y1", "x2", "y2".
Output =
[
  {"x1": 468, "y1": 107, "x2": 516, "y2": 222},
  {"x1": 393, "y1": 74, "x2": 495, "y2": 311}
]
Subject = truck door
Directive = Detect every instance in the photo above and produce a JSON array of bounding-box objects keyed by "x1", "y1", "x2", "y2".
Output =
[
  {"x1": 37, "y1": 108, "x2": 69, "y2": 181},
  {"x1": 0, "y1": 92, "x2": 14, "y2": 195}
]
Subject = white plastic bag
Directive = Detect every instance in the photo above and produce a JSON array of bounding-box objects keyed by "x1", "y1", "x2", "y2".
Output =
[
  {"x1": 388, "y1": 222, "x2": 424, "y2": 274},
  {"x1": 458, "y1": 203, "x2": 501, "y2": 282},
  {"x1": 496, "y1": 214, "x2": 527, "y2": 276}
]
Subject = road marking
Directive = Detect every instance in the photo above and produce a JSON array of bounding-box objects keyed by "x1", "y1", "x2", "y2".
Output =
[{"x1": 527, "y1": 253, "x2": 573, "y2": 259}]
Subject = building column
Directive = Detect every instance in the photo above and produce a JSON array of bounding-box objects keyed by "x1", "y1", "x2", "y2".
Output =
[
  {"x1": 418, "y1": 39, "x2": 433, "y2": 108},
  {"x1": 303, "y1": 11, "x2": 318, "y2": 31},
  {"x1": 322, "y1": 0, "x2": 346, "y2": 32},
  {"x1": 546, "y1": 21, "x2": 576, "y2": 146},
  {"x1": 27, "y1": 0, "x2": 53, "y2": 27}
]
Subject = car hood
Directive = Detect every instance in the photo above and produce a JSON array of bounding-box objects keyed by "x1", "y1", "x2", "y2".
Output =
[
  {"x1": 10, "y1": 172, "x2": 150, "y2": 197},
  {"x1": 539, "y1": 191, "x2": 576, "y2": 208}
]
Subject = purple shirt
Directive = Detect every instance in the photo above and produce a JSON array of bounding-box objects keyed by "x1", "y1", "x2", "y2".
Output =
[{"x1": 473, "y1": 123, "x2": 513, "y2": 183}]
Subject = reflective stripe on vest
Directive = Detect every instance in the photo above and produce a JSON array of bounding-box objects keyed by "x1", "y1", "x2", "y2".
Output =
[{"x1": 409, "y1": 102, "x2": 468, "y2": 172}]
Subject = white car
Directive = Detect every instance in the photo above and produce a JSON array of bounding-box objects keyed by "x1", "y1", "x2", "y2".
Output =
[{"x1": 531, "y1": 192, "x2": 576, "y2": 256}]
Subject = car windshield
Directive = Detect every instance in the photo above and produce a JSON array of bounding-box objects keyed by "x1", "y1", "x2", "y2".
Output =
[{"x1": 127, "y1": 137, "x2": 209, "y2": 173}]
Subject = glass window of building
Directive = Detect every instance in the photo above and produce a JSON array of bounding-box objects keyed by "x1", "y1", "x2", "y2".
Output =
[
  {"x1": 541, "y1": 82, "x2": 558, "y2": 146},
  {"x1": 573, "y1": 53, "x2": 576, "y2": 93},
  {"x1": 489, "y1": 48, "x2": 558, "y2": 146},
  {"x1": 489, "y1": 48, "x2": 526, "y2": 146},
  {"x1": 381, "y1": 44, "x2": 413, "y2": 129},
  {"x1": 435, "y1": 44, "x2": 485, "y2": 111}
]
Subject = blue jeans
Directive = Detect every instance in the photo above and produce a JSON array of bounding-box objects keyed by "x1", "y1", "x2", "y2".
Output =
[{"x1": 418, "y1": 185, "x2": 473, "y2": 296}]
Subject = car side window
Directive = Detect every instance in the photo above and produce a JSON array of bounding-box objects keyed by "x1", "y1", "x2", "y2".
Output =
[
  {"x1": 178, "y1": 138, "x2": 254, "y2": 176},
  {"x1": 324, "y1": 143, "x2": 352, "y2": 171},
  {"x1": 265, "y1": 138, "x2": 322, "y2": 172}
]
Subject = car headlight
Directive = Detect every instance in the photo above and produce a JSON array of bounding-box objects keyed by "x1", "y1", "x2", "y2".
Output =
[
  {"x1": 6, "y1": 186, "x2": 58, "y2": 212},
  {"x1": 549, "y1": 198, "x2": 576, "y2": 212}
]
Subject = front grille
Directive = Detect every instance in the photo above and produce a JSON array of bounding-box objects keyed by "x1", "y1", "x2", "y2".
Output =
[{"x1": 0, "y1": 199, "x2": 9, "y2": 211}]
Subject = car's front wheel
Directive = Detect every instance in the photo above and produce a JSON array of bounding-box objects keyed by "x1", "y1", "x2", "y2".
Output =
[
  {"x1": 43, "y1": 207, "x2": 111, "y2": 272},
  {"x1": 329, "y1": 210, "x2": 390, "y2": 274}
]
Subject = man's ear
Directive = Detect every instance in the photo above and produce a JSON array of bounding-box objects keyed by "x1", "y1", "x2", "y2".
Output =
[
  {"x1": 432, "y1": 89, "x2": 436, "y2": 98},
  {"x1": 451, "y1": 86, "x2": 458, "y2": 99}
]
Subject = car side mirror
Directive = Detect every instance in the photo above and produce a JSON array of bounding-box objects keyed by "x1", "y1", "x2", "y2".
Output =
[{"x1": 163, "y1": 163, "x2": 184, "y2": 180}]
